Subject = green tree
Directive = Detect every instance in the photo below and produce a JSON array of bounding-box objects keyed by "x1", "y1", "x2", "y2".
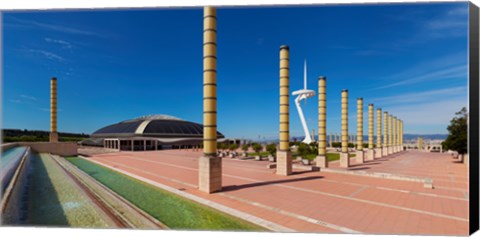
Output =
[
  {"x1": 241, "y1": 144, "x2": 249, "y2": 153},
  {"x1": 217, "y1": 142, "x2": 227, "y2": 151},
  {"x1": 252, "y1": 143, "x2": 263, "y2": 155},
  {"x1": 266, "y1": 143, "x2": 277, "y2": 157},
  {"x1": 229, "y1": 144, "x2": 238, "y2": 152},
  {"x1": 297, "y1": 143, "x2": 312, "y2": 158},
  {"x1": 442, "y1": 107, "x2": 468, "y2": 154}
]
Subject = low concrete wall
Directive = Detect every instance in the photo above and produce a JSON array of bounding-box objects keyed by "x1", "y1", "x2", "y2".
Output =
[
  {"x1": 1, "y1": 143, "x2": 19, "y2": 151},
  {"x1": 17, "y1": 142, "x2": 78, "y2": 156},
  {"x1": 1, "y1": 147, "x2": 31, "y2": 225}
]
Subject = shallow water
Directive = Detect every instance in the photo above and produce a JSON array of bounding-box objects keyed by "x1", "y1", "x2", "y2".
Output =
[
  {"x1": 1, "y1": 146, "x2": 27, "y2": 192},
  {"x1": 25, "y1": 153, "x2": 113, "y2": 227},
  {"x1": 1, "y1": 146, "x2": 27, "y2": 169}
]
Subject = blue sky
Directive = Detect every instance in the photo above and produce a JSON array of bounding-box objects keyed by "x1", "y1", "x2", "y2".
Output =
[{"x1": 2, "y1": 2, "x2": 469, "y2": 139}]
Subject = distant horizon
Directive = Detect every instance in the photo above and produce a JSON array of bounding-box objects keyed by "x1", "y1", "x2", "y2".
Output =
[
  {"x1": 1, "y1": 127, "x2": 450, "y2": 138},
  {"x1": 3, "y1": 3, "x2": 469, "y2": 139}
]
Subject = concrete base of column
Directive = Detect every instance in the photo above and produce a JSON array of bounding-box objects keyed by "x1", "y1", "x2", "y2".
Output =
[
  {"x1": 382, "y1": 147, "x2": 388, "y2": 156},
  {"x1": 198, "y1": 156, "x2": 222, "y2": 193},
  {"x1": 355, "y1": 150, "x2": 365, "y2": 163},
  {"x1": 49, "y1": 132, "x2": 58, "y2": 143},
  {"x1": 276, "y1": 150, "x2": 292, "y2": 176},
  {"x1": 366, "y1": 149, "x2": 375, "y2": 161},
  {"x1": 315, "y1": 155, "x2": 328, "y2": 168},
  {"x1": 398, "y1": 145, "x2": 402, "y2": 152},
  {"x1": 374, "y1": 148, "x2": 382, "y2": 158},
  {"x1": 387, "y1": 147, "x2": 393, "y2": 155},
  {"x1": 340, "y1": 152, "x2": 350, "y2": 168}
]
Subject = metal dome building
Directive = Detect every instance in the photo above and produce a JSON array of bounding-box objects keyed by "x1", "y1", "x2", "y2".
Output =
[{"x1": 82, "y1": 115, "x2": 225, "y2": 151}]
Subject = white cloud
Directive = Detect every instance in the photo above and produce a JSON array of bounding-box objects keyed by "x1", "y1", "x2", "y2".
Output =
[
  {"x1": 387, "y1": 98, "x2": 466, "y2": 126},
  {"x1": 371, "y1": 86, "x2": 467, "y2": 106},
  {"x1": 8, "y1": 16, "x2": 101, "y2": 36},
  {"x1": 28, "y1": 49, "x2": 64, "y2": 62},
  {"x1": 374, "y1": 51, "x2": 467, "y2": 90},
  {"x1": 20, "y1": 94, "x2": 37, "y2": 101},
  {"x1": 45, "y1": 38, "x2": 73, "y2": 49},
  {"x1": 376, "y1": 65, "x2": 467, "y2": 89}
]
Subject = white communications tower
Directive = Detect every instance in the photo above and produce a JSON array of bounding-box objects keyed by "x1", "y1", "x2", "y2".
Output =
[{"x1": 292, "y1": 60, "x2": 316, "y2": 144}]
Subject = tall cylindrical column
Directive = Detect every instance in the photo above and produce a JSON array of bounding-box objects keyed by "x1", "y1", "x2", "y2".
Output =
[
  {"x1": 279, "y1": 46, "x2": 290, "y2": 151},
  {"x1": 366, "y1": 104, "x2": 374, "y2": 160},
  {"x1": 357, "y1": 98, "x2": 363, "y2": 150},
  {"x1": 356, "y1": 98, "x2": 364, "y2": 163},
  {"x1": 418, "y1": 137, "x2": 423, "y2": 151},
  {"x1": 316, "y1": 76, "x2": 327, "y2": 167},
  {"x1": 400, "y1": 120, "x2": 403, "y2": 149},
  {"x1": 203, "y1": 7, "x2": 217, "y2": 157},
  {"x1": 199, "y1": 6, "x2": 222, "y2": 193},
  {"x1": 276, "y1": 45, "x2": 292, "y2": 175},
  {"x1": 49, "y1": 77, "x2": 58, "y2": 142},
  {"x1": 383, "y1": 111, "x2": 388, "y2": 156},
  {"x1": 340, "y1": 89, "x2": 350, "y2": 167},
  {"x1": 375, "y1": 108, "x2": 382, "y2": 158},
  {"x1": 368, "y1": 104, "x2": 374, "y2": 149},
  {"x1": 396, "y1": 117, "x2": 399, "y2": 152},
  {"x1": 392, "y1": 116, "x2": 396, "y2": 153},
  {"x1": 388, "y1": 115, "x2": 393, "y2": 154},
  {"x1": 397, "y1": 118, "x2": 401, "y2": 152}
]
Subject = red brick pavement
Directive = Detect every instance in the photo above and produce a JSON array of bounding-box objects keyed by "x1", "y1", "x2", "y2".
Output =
[{"x1": 86, "y1": 150, "x2": 469, "y2": 235}]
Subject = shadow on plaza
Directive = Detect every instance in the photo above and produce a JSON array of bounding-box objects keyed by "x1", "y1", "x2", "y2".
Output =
[
  {"x1": 222, "y1": 175, "x2": 324, "y2": 192},
  {"x1": 347, "y1": 167, "x2": 371, "y2": 171}
]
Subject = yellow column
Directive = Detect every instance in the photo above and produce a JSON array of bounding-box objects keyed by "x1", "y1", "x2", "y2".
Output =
[
  {"x1": 199, "y1": 6, "x2": 221, "y2": 193},
  {"x1": 316, "y1": 76, "x2": 327, "y2": 168},
  {"x1": 340, "y1": 89, "x2": 350, "y2": 167},
  {"x1": 400, "y1": 120, "x2": 403, "y2": 149},
  {"x1": 388, "y1": 115, "x2": 393, "y2": 154},
  {"x1": 418, "y1": 137, "x2": 423, "y2": 151},
  {"x1": 49, "y1": 77, "x2": 58, "y2": 142},
  {"x1": 396, "y1": 117, "x2": 400, "y2": 152},
  {"x1": 383, "y1": 111, "x2": 388, "y2": 156},
  {"x1": 392, "y1": 116, "x2": 396, "y2": 153},
  {"x1": 397, "y1": 118, "x2": 401, "y2": 152},
  {"x1": 356, "y1": 98, "x2": 364, "y2": 163},
  {"x1": 375, "y1": 108, "x2": 382, "y2": 158},
  {"x1": 366, "y1": 104, "x2": 375, "y2": 160},
  {"x1": 276, "y1": 45, "x2": 292, "y2": 175}
]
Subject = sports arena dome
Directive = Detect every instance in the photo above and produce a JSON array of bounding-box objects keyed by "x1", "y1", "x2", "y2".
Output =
[{"x1": 80, "y1": 115, "x2": 224, "y2": 151}]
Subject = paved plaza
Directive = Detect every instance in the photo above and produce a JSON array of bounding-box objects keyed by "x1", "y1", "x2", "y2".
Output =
[{"x1": 85, "y1": 150, "x2": 468, "y2": 235}]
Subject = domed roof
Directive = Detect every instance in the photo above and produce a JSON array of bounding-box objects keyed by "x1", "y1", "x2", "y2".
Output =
[{"x1": 91, "y1": 114, "x2": 224, "y2": 138}]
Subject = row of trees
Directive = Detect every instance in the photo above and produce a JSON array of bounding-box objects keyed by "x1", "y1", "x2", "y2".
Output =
[{"x1": 217, "y1": 142, "x2": 277, "y2": 156}]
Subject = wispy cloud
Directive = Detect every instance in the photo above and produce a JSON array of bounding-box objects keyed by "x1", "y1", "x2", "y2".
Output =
[
  {"x1": 371, "y1": 86, "x2": 467, "y2": 106},
  {"x1": 376, "y1": 64, "x2": 467, "y2": 89},
  {"x1": 9, "y1": 99, "x2": 22, "y2": 104},
  {"x1": 6, "y1": 16, "x2": 103, "y2": 37},
  {"x1": 20, "y1": 94, "x2": 37, "y2": 101},
  {"x1": 45, "y1": 38, "x2": 73, "y2": 49},
  {"x1": 27, "y1": 49, "x2": 64, "y2": 62},
  {"x1": 387, "y1": 97, "x2": 466, "y2": 126},
  {"x1": 353, "y1": 49, "x2": 387, "y2": 56},
  {"x1": 417, "y1": 5, "x2": 468, "y2": 39},
  {"x1": 372, "y1": 50, "x2": 467, "y2": 90}
]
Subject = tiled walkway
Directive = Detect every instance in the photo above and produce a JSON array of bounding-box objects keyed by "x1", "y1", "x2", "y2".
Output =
[{"x1": 86, "y1": 150, "x2": 469, "y2": 235}]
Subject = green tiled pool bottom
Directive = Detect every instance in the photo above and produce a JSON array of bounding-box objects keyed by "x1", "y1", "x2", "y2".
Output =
[{"x1": 26, "y1": 153, "x2": 115, "y2": 227}]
